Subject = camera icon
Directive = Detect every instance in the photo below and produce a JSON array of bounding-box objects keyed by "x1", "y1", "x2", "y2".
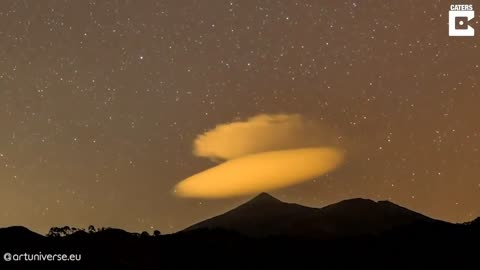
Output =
[{"x1": 449, "y1": 10, "x2": 475, "y2": 36}]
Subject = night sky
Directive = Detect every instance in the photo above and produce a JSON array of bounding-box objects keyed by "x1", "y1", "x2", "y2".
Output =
[{"x1": 1, "y1": 0, "x2": 479, "y2": 233}]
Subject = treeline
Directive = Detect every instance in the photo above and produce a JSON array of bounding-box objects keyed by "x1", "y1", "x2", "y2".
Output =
[{"x1": 46, "y1": 225, "x2": 161, "y2": 238}]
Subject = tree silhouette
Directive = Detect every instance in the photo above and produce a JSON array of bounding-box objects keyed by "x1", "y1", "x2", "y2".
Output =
[
  {"x1": 47, "y1": 227, "x2": 62, "y2": 237},
  {"x1": 88, "y1": 225, "x2": 96, "y2": 234},
  {"x1": 153, "y1": 230, "x2": 161, "y2": 237},
  {"x1": 47, "y1": 226, "x2": 85, "y2": 237}
]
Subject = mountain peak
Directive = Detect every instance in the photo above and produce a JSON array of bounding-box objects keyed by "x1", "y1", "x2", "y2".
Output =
[
  {"x1": 247, "y1": 192, "x2": 282, "y2": 204},
  {"x1": 338, "y1": 198, "x2": 376, "y2": 205},
  {"x1": 322, "y1": 198, "x2": 408, "y2": 213}
]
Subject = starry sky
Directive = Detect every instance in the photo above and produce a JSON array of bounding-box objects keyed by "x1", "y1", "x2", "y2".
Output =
[{"x1": 0, "y1": 0, "x2": 479, "y2": 233}]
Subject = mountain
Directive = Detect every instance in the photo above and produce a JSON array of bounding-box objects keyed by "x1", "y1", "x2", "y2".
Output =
[
  {"x1": 183, "y1": 193, "x2": 319, "y2": 236},
  {"x1": 468, "y1": 217, "x2": 480, "y2": 227},
  {"x1": 0, "y1": 201, "x2": 477, "y2": 267},
  {"x1": 184, "y1": 192, "x2": 321, "y2": 237},
  {"x1": 315, "y1": 198, "x2": 438, "y2": 236},
  {"x1": 0, "y1": 226, "x2": 44, "y2": 244},
  {"x1": 183, "y1": 193, "x2": 440, "y2": 238}
]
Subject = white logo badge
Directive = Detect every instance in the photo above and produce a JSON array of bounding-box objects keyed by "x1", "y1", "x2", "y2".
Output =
[{"x1": 449, "y1": 4, "x2": 475, "y2": 36}]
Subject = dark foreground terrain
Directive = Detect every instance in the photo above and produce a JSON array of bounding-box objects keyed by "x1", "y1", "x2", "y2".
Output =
[{"x1": 1, "y1": 193, "x2": 479, "y2": 269}]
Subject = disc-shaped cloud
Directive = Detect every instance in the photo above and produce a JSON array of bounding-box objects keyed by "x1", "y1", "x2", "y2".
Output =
[
  {"x1": 175, "y1": 147, "x2": 344, "y2": 199},
  {"x1": 193, "y1": 114, "x2": 335, "y2": 160}
]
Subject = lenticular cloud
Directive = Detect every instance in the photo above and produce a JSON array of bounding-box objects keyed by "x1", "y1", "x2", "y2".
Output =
[
  {"x1": 193, "y1": 114, "x2": 336, "y2": 160},
  {"x1": 175, "y1": 114, "x2": 345, "y2": 198}
]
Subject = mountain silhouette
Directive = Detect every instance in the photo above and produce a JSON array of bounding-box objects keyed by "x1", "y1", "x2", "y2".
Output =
[
  {"x1": 469, "y1": 217, "x2": 480, "y2": 227},
  {"x1": 0, "y1": 194, "x2": 478, "y2": 267},
  {"x1": 183, "y1": 192, "x2": 321, "y2": 237},
  {"x1": 244, "y1": 192, "x2": 282, "y2": 204},
  {"x1": 0, "y1": 226, "x2": 44, "y2": 243},
  {"x1": 184, "y1": 193, "x2": 440, "y2": 238}
]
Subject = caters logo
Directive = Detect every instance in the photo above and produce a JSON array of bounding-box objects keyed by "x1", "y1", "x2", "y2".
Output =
[{"x1": 449, "y1": 4, "x2": 475, "y2": 36}]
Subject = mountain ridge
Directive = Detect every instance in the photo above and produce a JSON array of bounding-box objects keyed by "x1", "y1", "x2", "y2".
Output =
[
  {"x1": 0, "y1": 194, "x2": 478, "y2": 268},
  {"x1": 183, "y1": 193, "x2": 443, "y2": 238}
]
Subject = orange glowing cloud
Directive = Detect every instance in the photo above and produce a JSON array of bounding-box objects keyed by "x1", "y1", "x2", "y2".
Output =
[
  {"x1": 193, "y1": 114, "x2": 336, "y2": 160},
  {"x1": 175, "y1": 147, "x2": 344, "y2": 199},
  {"x1": 174, "y1": 114, "x2": 345, "y2": 198}
]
